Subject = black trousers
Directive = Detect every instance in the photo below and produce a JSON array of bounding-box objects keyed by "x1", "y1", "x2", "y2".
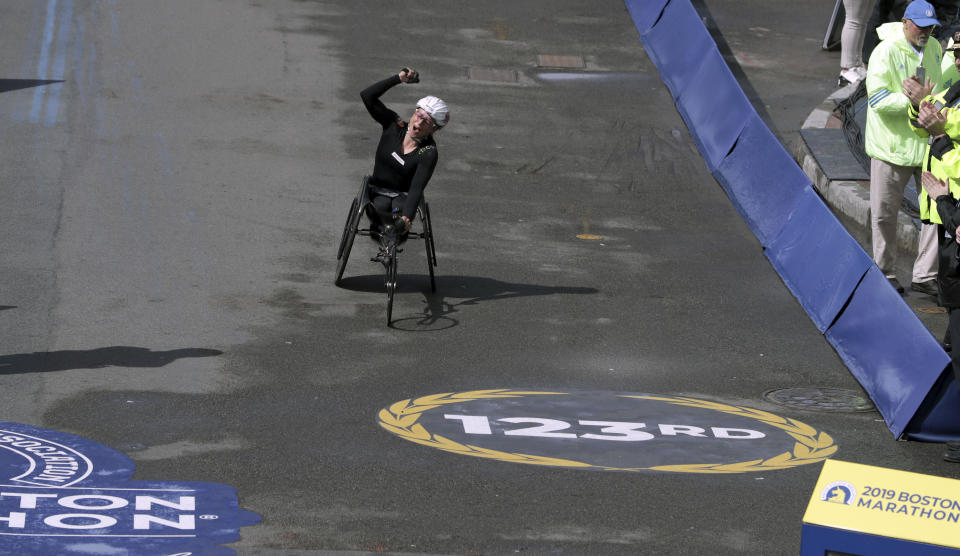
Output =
[
  {"x1": 368, "y1": 192, "x2": 406, "y2": 224},
  {"x1": 950, "y1": 308, "x2": 960, "y2": 385},
  {"x1": 365, "y1": 191, "x2": 409, "y2": 243}
]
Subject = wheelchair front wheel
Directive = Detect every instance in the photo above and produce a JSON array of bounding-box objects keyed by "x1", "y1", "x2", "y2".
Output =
[{"x1": 385, "y1": 252, "x2": 398, "y2": 325}]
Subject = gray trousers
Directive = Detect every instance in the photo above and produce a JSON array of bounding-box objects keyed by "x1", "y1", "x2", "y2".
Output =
[{"x1": 870, "y1": 158, "x2": 938, "y2": 283}]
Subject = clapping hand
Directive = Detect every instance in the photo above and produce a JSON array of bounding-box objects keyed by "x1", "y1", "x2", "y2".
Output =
[
  {"x1": 918, "y1": 100, "x2": 948, "y2": 136},
  {"x1": 903, "y1": 76, "x2": 935, "y2": 108},
  {"x1": 922, "y1": 171, "x2": 950, "y2": 199}
]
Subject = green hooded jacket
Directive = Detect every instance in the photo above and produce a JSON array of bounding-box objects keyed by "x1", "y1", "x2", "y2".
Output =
[{"x1": 866, "y1": 22, "x2": 943, "y2": 166}]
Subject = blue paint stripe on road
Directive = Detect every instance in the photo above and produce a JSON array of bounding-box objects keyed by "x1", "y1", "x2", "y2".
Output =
[
  {"x1": 30, "y1": 0, "x2": 58, "y2": 124},
  {"x1": 44, "y1": 0, "x2": 74, "y2": 126}
]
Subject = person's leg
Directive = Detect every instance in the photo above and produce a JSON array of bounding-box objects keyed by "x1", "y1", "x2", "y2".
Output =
[
  {"x1": 389, "y1": 194, "x2": 411, "y2": 243},
  {"x1": 841, "y1": 0, "x2": 871, "y2": 70},
  {"x1": 913, "y1": 168, "x2": 940, "y2": 289},
  {"x1": 945, "y1": 309, "x2": 960, "y2": 462},
  {"x1": 870, "y1": 158, "x2": 912, "y2": 288},
  {"x1": 367, "y1": 194, "x2": 394, "y2": 244},
  {"x1": 913, "y1": 222, "x2": 939, "y2": 286}
]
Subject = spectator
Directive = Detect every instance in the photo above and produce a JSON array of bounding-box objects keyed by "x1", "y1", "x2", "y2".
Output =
[
  {"x1": 865, "y1": 0, "x2": 942, "y2": 295},
  {"x1": 942, "y1": 32, "x2": 960, "y2": 89},
  {"x1": 917, "y1": 171, "x2": 960, "y2": 462},
  {"x1": 839, "y1": 0, "x2": 875, "y2": 85}
]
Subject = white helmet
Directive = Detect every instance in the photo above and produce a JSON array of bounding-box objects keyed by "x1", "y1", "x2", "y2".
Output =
[{"x1": 416, "y1": 96, "x2": 450, "y2": 128}]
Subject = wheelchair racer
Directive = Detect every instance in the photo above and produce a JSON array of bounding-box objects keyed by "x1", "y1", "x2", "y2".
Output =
[{"x1": 360, "y1": 67, "x2": 449, "y2": 255}]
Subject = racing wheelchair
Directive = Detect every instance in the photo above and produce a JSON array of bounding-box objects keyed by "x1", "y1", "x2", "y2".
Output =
[{"x1": 335, "y1": 176, "x2": 437, "y2": 325}]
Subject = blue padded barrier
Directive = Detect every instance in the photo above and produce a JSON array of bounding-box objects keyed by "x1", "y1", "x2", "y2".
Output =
[
  {"x1": 627, "y1": 0, "x2": 960, "y2": 440},
  {"x1": 824, "y1": 266, "x2": 950, "y2": 438},
  {"x1": 765, "y1": 187, "x2": 874, "y2": 332},
  {"x1": 639, "y1": 0, "x2": 716, "y2": 100},
  {"x1": 714, "y1": 114, "x2": 813, "y2": 245},
  {"x1": 903, "y1": 373, "x2": 960, "y2": 442},
  {"x1": 624, "y1": 0, "x2": 669, "y2": 36},
  {"x1": 674, "y1": 48, "x2": 754, "y2": 171}
]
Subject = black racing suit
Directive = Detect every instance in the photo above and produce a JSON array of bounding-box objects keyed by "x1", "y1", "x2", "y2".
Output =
[{"x1": 360, "y1": 75, "x2": 438, "y2": 237}]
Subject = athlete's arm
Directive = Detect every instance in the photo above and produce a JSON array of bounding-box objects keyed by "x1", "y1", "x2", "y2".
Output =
[{"x1": 360, "y1": 75, "x2": 402, "y2": 128}]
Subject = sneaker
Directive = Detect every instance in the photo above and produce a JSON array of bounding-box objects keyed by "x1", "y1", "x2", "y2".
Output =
[
  {"x1": 944, "y1": 440, "x2": 960, "y2": 463},
  {"x1": 838, "y1": 67, "x2": 864, "y2": 86},
  {"x1": 888, "y1": 276, "x2": 905, "y2": 294},
  {"x1": 911, "y1": 280, "x2": 938, "y2": 297}
]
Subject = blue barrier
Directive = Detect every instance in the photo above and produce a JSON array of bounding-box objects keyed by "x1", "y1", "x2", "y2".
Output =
[
  {"x1": 627, "y1": 0, "x2": 959, "y2": 440},
  {"x1": 824, "y1": 266, "x2": 950, "y2": 438},
  {"x1": 639, "y1": 0, "x2": 716, "y2": 100},
  {"x1": 903, "y1": 372, "x2": 960, "y2": 441},
  {"x1": 765, "y1": 187, "x2": 874, "y2": 332},
  {"x1": 624, "y1": 0, "x2": 669, "y2": 37},
  {"x1": 674, "y1": 48, "x2": 753, "y2": 171},
  {"x1": 714, "y1": 114, "x2": 812, "y2": 245}
]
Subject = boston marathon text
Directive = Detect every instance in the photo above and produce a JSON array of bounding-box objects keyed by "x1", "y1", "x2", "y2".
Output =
[
  {"x1": 0, "y1": 492, "x2": 198, "y2": 532},
  {"x1": 858, "y1": 486, "x2": 960, "y2": 523}
]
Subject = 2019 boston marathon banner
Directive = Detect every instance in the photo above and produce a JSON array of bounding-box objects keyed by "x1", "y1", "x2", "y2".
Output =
[{"x1": 0, "y1": 421, "x2": 260, "y2": 555}]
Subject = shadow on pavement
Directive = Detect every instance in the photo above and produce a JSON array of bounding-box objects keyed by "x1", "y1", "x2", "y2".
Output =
[
  {"x1": 337, "y1": 274, "x2": 597, "y2": 331},
  {"x1": 0, "y1": 79, "x2": 63, "y2": 94},
  {"x1": 0, "y1": 347, "x2": 223, "y2": 374}
]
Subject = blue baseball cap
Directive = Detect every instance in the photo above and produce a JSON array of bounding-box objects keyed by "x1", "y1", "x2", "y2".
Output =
[{"x1": 904, "y1": 0, "x2": 940, "y2": 27}]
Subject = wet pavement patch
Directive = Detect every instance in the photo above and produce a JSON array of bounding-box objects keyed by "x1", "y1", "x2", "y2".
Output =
[
  {"x1": 467, "y1": 67, "x2": 519, "y2": 83},
  {"x1": 536, "y1": 54, "x2": 585, "y2": 68}
]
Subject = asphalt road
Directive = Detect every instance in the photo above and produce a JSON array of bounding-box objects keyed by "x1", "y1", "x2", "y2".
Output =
[{"x1": 0, "y1": 1, "x2": 956, "y2": 555}]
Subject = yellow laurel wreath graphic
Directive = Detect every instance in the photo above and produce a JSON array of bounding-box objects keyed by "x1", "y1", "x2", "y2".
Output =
[
  {"x1": 377, "y1": 390, "x2": 837, "y2": 473},
  {"x1": 618, "y1": 395, "x2": 837, "y2": 473}
]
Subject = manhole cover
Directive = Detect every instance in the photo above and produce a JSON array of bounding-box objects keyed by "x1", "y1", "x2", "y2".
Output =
[{"x1": 762, "y1": 387, "x2": 875, "y2": 412}]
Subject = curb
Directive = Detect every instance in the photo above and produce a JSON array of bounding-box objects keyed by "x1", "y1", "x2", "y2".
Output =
[{"x1": 793, "y1": 84, "x2": 921, "y2": 259}]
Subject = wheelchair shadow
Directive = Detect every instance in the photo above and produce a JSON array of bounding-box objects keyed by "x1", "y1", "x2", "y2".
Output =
[
  {"x1": 337, "y1": 274, "x2": 598, "y2": 331},
  {"x1": 0, "y1": 79, "x2": 63, "y2": 94}
]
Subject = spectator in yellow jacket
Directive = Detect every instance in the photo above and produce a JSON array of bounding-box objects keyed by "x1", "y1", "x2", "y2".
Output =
[{"x1": 866, "y1": 0, "x2": 942, "y2": 296}]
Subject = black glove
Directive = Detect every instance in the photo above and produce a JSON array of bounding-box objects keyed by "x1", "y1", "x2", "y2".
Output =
[{"x1": 401, "y1": 67, "x2": 420, "y2": 83}]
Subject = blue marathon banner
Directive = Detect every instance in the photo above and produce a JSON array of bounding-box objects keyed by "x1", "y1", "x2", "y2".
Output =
[
  {"x1": 624, "y1": 0, "x2": 959, "y2": 440},
  {"x1": 0, "y1": 421, "x2": 260, "y2": 555}
]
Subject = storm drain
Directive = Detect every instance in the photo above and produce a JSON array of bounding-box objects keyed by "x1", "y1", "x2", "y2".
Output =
[
  {"x1": 468, "y1": 67, "x2": 518, "y2": 83},
  {"x1": 763, "y1": 387, "x2": 876, "y2": 413}
]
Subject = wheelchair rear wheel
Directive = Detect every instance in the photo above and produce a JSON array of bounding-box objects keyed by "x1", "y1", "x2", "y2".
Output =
[{"x1": 335, "y1": 196, "x2": 361, "y2": 286}]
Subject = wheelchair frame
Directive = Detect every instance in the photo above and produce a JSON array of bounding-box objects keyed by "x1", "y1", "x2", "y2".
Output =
[{"x1": 335, "y1": 176, "x2": 437, "y2": 325}]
